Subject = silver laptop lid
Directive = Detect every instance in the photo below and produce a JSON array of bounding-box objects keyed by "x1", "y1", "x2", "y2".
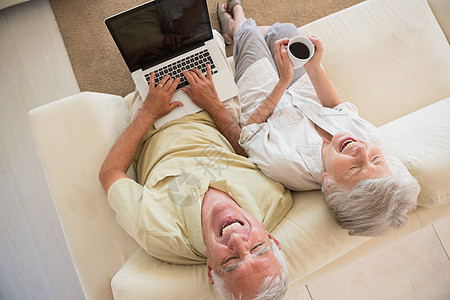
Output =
[{"x1": 105, "y1": 0, "x2": 213, "y2": 73}]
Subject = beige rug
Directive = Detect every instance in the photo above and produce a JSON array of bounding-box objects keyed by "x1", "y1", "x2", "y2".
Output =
[{"x1": 50, "y1": 0, "x2": 362, "y2": 97}]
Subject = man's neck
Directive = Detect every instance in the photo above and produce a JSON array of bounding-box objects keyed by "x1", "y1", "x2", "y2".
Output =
[{"x1": 201, "y1": 187, "x2": 238, "y2": 225}]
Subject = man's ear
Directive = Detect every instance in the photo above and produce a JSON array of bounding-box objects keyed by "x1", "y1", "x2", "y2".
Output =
[
  {"x1": 205, "y1": 250, "x2": 215, "y2": 285},
  {"x1": 207, "y1": 265, "x2": 214, "y2": 285},
  {"x1": 267, "y1": 232, "x2": 281, "y2": 250},
  {"x1": 322, "y1": 172, "x2": 330, "y2": 195}
]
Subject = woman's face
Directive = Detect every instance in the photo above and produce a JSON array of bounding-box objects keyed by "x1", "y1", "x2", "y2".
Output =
[{"x1": 321, "y1": 132, "x2": 392, "y2": 189}]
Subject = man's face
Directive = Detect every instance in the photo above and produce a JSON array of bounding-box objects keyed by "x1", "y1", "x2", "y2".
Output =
[
  {"x1": 201, "y1": 188, "x2": 282, "y2": 299},
  {"x1": 321, "y1": 132, "x2": 392, "y2": 189}
]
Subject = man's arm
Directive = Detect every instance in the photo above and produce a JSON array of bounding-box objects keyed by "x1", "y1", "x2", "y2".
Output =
[
  {"x1": 182, "y1": 66, "x2": 247, "y2": 156},
  {"x1": 304, "y1": 37, "x2": 342, "y2": 108},
  {"x1": 99, "y1": 75, "x2": 181, "y2": 193}
]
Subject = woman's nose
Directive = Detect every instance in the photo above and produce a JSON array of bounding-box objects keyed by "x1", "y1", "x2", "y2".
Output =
[{"x1": 354, "y1": 143, "x2": 370, "y2": 162}]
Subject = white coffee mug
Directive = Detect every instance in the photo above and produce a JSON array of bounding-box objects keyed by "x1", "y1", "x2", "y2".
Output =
[{"x1": 287, "y1": 36, "x2": 315, "y2": 69}]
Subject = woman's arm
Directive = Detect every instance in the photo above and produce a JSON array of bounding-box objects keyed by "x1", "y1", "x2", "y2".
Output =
[
  {"x1": 245, "y1": 38, "x2": 294, "y2": 125},
  {"x1": 304, "y1": 37, "x2": 342, "y2": 108}
]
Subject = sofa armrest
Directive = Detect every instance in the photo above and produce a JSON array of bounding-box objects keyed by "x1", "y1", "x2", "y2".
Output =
[
  {"x1": 0, "y1": 0, "x2": 28, "y2": 10},
  {"x1": 28, "y1": 92, "x2": 139, "y2": 299},
  {"x1": 112, "y1": 248, "x2": 215, "y2": 299},
  {"x1": 378, "y1": 97, "x2": 450, "y2": 208},
  {"x1": 428, "y1": 0, "x2": 450, "y2": 41}
]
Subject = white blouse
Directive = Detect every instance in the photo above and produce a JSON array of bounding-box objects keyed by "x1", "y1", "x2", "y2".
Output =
[{"x1": 238, "y1": 58, "x2": 381, "y2": 191}]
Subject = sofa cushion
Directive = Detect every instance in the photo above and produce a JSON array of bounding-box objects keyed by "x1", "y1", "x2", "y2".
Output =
[
  {"x1": 378, "y1": 97, "x2": 450, "y2": 207},
  {"x1": 298, "y1": 0, "x2": 450, "y2": 127}
]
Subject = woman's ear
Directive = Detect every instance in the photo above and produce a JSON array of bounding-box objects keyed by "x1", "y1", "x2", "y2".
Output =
[{"x1": 322, "y1": 172, "x2": 330, "y2": 194}]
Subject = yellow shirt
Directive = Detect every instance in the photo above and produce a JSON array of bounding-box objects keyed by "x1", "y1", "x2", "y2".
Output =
[{"x1": 108, "y1": 112, "x2": 292, "y2": 264}]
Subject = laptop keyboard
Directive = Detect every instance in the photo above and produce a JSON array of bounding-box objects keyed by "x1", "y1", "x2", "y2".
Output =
[{"x1": 145, "y1": 49, "x2": 218, "y2": 89}]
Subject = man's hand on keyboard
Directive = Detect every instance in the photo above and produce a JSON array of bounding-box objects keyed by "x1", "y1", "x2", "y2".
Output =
[
  {"x1": 143, "y1": 73, "x2": 183, "y2": 120},
  {"x1": 182, "y1": 65, "x2": 222, "y2": 112}
]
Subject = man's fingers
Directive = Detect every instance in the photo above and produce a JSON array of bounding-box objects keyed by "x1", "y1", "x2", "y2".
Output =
[
  {"x1": 183, "y1": 70, "x2": 196, "y2": 84},
  {"x1": 170, "y1": 78, "x2": 180, "y2": 90},
  {"x1": 159, "y1": 75, "x2": 170, "y2": 86},
  {"x1": 164, "y1": 78, "x2": 174, "y2": 89},
  {"x1": 169, "y1": 101, "x2": 183, "y2": 111},
  {"x1": 191, "y1": 68, "x2": 204, "y2": 78},
  {"x1": 181, "y1": 87, "x2": 193, "y2": 98},
  {"x1": 149, "y1": 72, "x2": 155, "y2": 88},
  {"x1": 206, "y1": 64, "x2": 212, "y2": 79}
]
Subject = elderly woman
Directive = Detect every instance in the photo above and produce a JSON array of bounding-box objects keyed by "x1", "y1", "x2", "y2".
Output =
[{"x1": 182, "y1": 0, "x2": 420, "y2": 238}]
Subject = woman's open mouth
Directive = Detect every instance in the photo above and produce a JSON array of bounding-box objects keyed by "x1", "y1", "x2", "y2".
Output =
[{"x1": 340, "y1": 138, "x2": 357, "y2": 152}]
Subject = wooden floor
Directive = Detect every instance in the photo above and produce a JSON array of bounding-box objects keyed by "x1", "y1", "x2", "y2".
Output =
[
  {"x1": 0, "y1": 0, "x2": 449, "y2": 299},
  {"x1": 0, "y1": 0, "x2": 83, "y2": 298}
]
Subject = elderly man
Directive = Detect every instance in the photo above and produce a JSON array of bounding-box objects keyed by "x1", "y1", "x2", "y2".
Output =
[{"x1": 99, "y1": 62, "x2": 292, "y2": 298}]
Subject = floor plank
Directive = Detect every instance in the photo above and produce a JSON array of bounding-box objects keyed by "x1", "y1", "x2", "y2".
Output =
[
  {"x1": 5, "y1": 0, "x2": 79, "y2": 108},
  {"x1": 0, "y1": 139, "x2": 8, "y2": 175},
  {"x1": 434, "y1": 214, "x2": 450, "y2": 261},
  {"x1": 286, "y1": 285, "x2": 312, "y2": 300},
  {"x1": 305, "y1": 225, "x2": 450, "y2": 299},
  {"x1": 0, "y1": 0, "x2": 83, "y2": 299},
  {"x1": 0, "y1": 172, "x2": 53, "y2": 299}
]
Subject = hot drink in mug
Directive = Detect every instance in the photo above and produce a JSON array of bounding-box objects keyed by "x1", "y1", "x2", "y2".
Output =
[{"x1": 287, "y1": 36, "x2": 315, "y2": 69}]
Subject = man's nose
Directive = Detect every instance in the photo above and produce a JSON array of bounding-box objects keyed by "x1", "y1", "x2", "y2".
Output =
[{"x1": 228, "y1": 232, "x2": 248, "y2": 251}]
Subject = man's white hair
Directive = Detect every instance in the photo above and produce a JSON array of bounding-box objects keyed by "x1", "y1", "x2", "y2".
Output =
[
  {"x1": 210, "y1": 240, "x2": 289, "y2": 300},
  {"x1": 322, "y1": 155, "x2": 420, "y2": 236}
]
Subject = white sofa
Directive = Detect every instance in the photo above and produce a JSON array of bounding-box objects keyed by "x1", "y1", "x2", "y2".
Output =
[{"x1": 28, "y1": 0, "x2": 450, "y2": 299}]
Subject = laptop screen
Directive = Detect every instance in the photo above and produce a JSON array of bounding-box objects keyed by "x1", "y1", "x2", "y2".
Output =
[{"x1": 106, "y1": 0, "x2": 213, "y2": 72}]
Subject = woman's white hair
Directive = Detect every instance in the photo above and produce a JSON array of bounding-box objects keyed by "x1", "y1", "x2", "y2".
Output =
[
  {"x1": 210, "y1": 240, "x2": 289, "y2": 300},
  {"x1": 322, "y1": 155, "x2": 420, "y2": 236}
]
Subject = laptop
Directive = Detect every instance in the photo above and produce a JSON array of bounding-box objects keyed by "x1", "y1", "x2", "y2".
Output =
[{"x1": 105, "y1": 0, "x2": 239, "y2": 128}]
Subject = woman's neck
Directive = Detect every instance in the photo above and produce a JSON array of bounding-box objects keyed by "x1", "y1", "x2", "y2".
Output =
[
  {"x1": 315, "y1": 124, "x2": 332, "y2": 143},
  {"x1": 315, "y1": 125, "x2": 332, "y2": 168}
]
